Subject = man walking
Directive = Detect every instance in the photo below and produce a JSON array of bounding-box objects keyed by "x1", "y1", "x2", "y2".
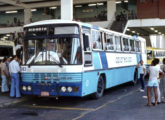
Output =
[{"x1": 9, "y1": 55, "x2": 21, "y2": 98}]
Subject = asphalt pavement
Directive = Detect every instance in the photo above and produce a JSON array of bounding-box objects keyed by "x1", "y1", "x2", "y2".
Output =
[{"x1": 0, "y1": 82, "x2": 165, "y2": 120}]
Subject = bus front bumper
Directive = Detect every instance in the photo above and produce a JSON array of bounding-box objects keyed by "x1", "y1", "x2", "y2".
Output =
[{"x1": 21, "y1": 82, "x2": 82, "y2": 97}]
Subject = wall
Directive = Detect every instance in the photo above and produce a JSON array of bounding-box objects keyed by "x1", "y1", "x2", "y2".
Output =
[
  {"x1": 137, "y1": 0, "x2": 165, "y2": 19},
  {"x1": 159, "y1": 0, "x2": 165, "y2": 19}
]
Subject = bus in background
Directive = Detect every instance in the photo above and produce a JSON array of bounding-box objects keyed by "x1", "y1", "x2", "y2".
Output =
[
  {"x1": 21, "y1": 20, "x2": 146, "y2": 98},
  {"x1": 0, "y1": 40, "x2": 15, "y2": 79},
  {"x1": 146, "y1": 47, "x2": 165, "y2": 65},
  {"x1": 0, "y1": 40, "x2": 15, "y2": 61}
]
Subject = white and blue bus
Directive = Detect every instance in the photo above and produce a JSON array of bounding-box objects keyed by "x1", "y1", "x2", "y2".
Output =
[{"x1": 21, "y1": 20, "x2": 146, "y2": 98}]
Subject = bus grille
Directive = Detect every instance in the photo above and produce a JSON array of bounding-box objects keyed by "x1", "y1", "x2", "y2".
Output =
[{"x1": 22, "y1": 73, "x2": 82, "y2": 83}]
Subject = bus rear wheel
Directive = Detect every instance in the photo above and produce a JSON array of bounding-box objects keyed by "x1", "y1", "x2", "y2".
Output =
[{"x1": 92, "y1": 76, "x2": 105, "y2": 99}]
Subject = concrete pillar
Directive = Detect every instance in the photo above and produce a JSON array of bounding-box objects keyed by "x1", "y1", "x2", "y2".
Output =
[
  {"x1": 24, "y1": 8, "x2": 32, "y2": 25},
  {"x1": 150, "y1": 35, "x2": 165, "y2": 48},
  {"x1": 61, "y1": 0, "x2": 73, "y2": 20},
  {"x1": 107, "y1": 0, "x2": 116, "y2": 21}
]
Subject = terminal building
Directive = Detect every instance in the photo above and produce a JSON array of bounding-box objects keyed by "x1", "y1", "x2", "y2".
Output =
[{"x1": 0, "y1": 0, "x2": 165, "y2": 49}]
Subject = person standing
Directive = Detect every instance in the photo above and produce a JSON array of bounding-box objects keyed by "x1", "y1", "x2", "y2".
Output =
[
  {"x1": 137, "y1": 60, "x2": 145, "y2": 92},
  {"x1": 9, "y1": 55, "x2": 21, "y2": 98},
  {"x1": 161, "y1": 58, "x2": 165, "y2": 102},
  {"x1": 147, "y1": 59, "x2": 163, "y2": 106},
  {"x1": 1, "y1": 57, "x2": 9, "y2": 92}
]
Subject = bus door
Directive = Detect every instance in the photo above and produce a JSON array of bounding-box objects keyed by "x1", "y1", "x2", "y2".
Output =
[{"x1": 82, "y1": 27, "x2": 92, "y2": 66}]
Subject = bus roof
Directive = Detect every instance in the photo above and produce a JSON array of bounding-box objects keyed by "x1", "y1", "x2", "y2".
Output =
[
  {"x1": 0, "y1": 40, "x2": 15, "y2": 46},
  {"x1": 24, "y1": 19, "x2": 145, "y2": 42},
  {"x1": 24, "y1": 19, "x2": 87, "y2": 27}
]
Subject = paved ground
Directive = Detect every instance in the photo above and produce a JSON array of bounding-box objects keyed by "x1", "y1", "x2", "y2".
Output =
[{"x1": 0, "y1": 82, "x2": 165, "y2": 120}]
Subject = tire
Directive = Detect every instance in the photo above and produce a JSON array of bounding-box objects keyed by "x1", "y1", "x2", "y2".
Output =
[
  {"x1": 92, "y1": 76, "x2": 105, "y2": 99},
  {"x1": 133, "y1": 68, "x2": 138, "y2": 85}
]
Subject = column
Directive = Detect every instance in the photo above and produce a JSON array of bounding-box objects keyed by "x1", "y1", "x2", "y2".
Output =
[
  {"x1": 24, "y1": 8, "x2": 32, "y2": 25},
  {"x1": 61, "y1": 0, "x2": 73, "y2": 20},
  {"x1": 107, "y1": 0, "x2": 116, "y2": 21}
]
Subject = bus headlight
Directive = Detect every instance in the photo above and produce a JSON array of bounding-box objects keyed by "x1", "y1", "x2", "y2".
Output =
[
  {"x1": 67, "y1": 87, "x2": 72, "y2": 92},
  {"x1": 61, "y1": 86, "x2": 66, "y2": 92},
  {"x1": 27, "y1": 86, "x2": 32, "y2": 91},
  {"x1": 22, "y1": 86, "x2": 27, "y2": 91}
]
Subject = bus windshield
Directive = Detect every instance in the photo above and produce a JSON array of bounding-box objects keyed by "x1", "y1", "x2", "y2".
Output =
[
  {"x1": 147, "y1": 50, "x2": 152, "y2": 60},
  {"x1": 24, "y1": 37, "x2": 82, "y2": 65}
]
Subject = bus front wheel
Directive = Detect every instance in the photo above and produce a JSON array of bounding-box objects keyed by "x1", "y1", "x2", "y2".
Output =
[{"x1": 92, "y1": 76, "x2": 105, "y2": 99}]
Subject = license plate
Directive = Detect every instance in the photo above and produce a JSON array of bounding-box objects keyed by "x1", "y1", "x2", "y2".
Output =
[{"x1": 41, "y1": 91, "x2": 49, "y2": 96}]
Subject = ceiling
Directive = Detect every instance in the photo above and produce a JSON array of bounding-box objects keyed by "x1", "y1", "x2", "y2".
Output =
[
  {"x1": 126, "y1": 26, "x2": 165, "y2": 36},
  {"x1": 0, "y1": 0, "x2": 109, "y2": 10}
]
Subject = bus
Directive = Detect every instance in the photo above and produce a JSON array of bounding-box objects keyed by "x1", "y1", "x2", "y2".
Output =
[
  {"x1": 0, "y1": 40, "x2": 15, "y2": 61},
  {"x1": 0, "y1": 40, "x2": 15, "y2": 80},
  {"x1": 146, "y1": 47, "x2": 165, "y2": 65},
  {"x1": 21, "y1": 20, "x2": 146, "y2": 98}
]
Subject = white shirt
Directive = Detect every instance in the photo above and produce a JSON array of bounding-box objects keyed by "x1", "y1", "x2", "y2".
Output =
[
  {"x1": 149, "y1": 65, "x2": 162, "y2": 81},
  {"x1": 9, "y1": 60, "x2": 20, "y2": 74},
  {"x1": 139, "y1": 64, "x2": 145, "y2": 74}
]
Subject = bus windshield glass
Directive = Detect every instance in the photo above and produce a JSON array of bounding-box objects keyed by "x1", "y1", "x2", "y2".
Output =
[{"x1": 24, "y1": 38, "x2": 82, "y2": 65}]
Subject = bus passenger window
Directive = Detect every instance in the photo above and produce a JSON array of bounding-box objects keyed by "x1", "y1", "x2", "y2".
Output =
[
  {"x1": 135, "y1": 41, "x2": 141, "y2": 52},
  {"x1": 105, "y1": 34, "x2": 114, "y2": 50},
  {"x1": 130, "y1": 40, "x2": 135, "y2": 51},
  {"x1": 115, "y1": 36, "x2": 122, "y2": 51},
  {"x1": 92, "y1": 30, "x2": 102, "y2": 50},
  {"x1": 83, "y1": 33, "x2": 90, "y2": 51},
  {"x1": 122, "y1": 38, "x2": 129, "y2": 51}
]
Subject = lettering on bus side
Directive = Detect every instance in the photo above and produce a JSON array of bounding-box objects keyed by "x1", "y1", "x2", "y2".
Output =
[{"x1": 116, "y1": 57, "x2": 132, "y2": 64}]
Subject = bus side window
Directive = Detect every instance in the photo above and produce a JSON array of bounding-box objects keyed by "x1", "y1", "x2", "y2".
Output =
[
  {"x1": 83, "y1": 34, "x2": 92, "y2": 66},
  {"x1": 92, "y1": 30, "x2": 102, "y2": 50},
  {"x1": 122, "y1": 37, "x2": 129, "y2": 51},
  {"x1": 135, "y1": 41, "x2": 141, "y2": 52},
  {"x1": 82, "y1": 28, "x2": 92, "y2": 66},
  {"x1": 130, "y1": 39, "x2": 135, "y2": 51},
  {"x1": 115, "y1": 36, "x2": 122, "y2": 51},
  {"x1": 105, "y1": 33, "x2": 114, "y2": 51},
  {"x1": 83, "y1": 33, "x2": 90, "y2": 51}
]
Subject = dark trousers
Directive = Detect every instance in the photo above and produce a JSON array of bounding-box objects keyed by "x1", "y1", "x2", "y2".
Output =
[{"x1": 140, "y1": 74, "x2": 145, "y2": 90}]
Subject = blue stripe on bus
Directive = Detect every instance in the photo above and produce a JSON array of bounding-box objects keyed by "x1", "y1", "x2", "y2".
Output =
[
  {"x1": 99, "y1": 52, "x2": 108, "y2": 69},
  {"x1": 82, "y1": 23, "x2": 91, "y2": 28},
  {"x1": 136, "y1": 54, "x2": 141, "y2": 63},
  {"x1": 93, "y1": 52, "x2": 102, "y2": 69},
  {"x1": 92, "y1": 26, "x2": 99, "y2": 30}
]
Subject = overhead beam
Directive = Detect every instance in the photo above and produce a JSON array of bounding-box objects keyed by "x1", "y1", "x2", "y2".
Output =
[
  {"x1": 0, "y1": 0, "x2": 28, "y2": 8},
  {"x1": 0, "y1": 0, "x2": 107, "y2": 11}
]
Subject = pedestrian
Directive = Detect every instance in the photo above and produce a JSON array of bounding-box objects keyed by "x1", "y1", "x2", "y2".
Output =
[
  {"x1": 151, "y1": 59, "x2": 162, "y2": 104},
  {"x1": 6, "y1": 56, "x2": 12, "y2": 86},
  {"x1": 137, "y1": 60, "x2": 145, "y2": 92},
  {"x1": 1, "y1": 57, "x2": 9, "y2": 92},
  {"x1": 9, "y1": 55, "x2": 21, "y2": 98},
  {"x1": 161, "y1": 58, "x2": 165, "y2": 102},
  {"x1": 147, "y1": 58, "x2": 163, "y2": 106}
]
